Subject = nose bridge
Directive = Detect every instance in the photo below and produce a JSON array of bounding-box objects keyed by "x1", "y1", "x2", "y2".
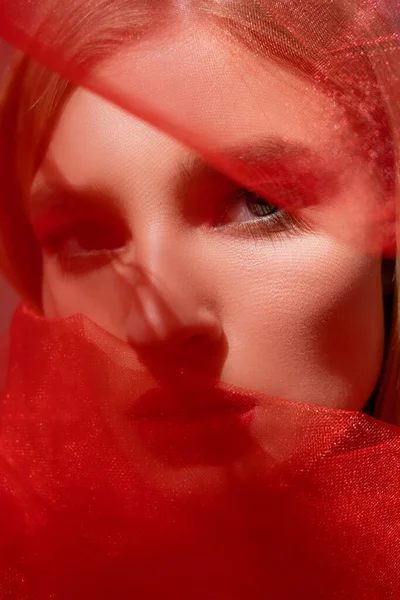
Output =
[
  {"x1": 136, "y1": 220, "x2": 195, "y2": 301},
  {"x1": 113, "y1": 220, "x2": 220, "y2": 348}
]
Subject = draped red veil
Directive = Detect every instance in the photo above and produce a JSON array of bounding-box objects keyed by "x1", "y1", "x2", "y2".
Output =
[{"x1": 0, "y1": 1, "x2": 400, "y2": 598}]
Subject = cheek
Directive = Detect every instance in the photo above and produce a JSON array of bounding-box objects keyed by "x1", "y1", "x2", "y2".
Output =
[
  {"x1": 41, "y1": 263, "x2": 130, "y2": 339},
  {"x1": 215, "y1": 236, "x2": 384, "y2": 409},
  {"x1": 41, "y1": 235, "x2": 384, "y2": 411}
]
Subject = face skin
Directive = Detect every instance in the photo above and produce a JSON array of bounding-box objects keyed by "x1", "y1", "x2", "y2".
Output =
[{"x1": 28, "y1": 27, "x2": 384, "y2": 427}]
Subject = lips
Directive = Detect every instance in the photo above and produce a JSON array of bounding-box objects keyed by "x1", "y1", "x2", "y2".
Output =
[
  {"x1": 126, "y1": 382, "x2": 257, "y2": 466},
  {"x1": 129, "y1": 383, "x2": 257, "y2": 422}
]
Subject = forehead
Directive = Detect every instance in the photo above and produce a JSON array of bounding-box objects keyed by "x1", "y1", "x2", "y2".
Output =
[{"x1": 40, "y1": 27, "x2": 343, "y2": 187}]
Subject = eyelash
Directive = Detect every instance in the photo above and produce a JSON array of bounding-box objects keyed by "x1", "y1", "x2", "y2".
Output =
[
  {"x1": 39, "y1": 188, "x2": 308, "y2": 275},
  {"x1": 40, "y1": 220, "x2": 128, "y2": 275},
  {"x1": 217, "y1": 188, "x2": 307, "y2": 240}
]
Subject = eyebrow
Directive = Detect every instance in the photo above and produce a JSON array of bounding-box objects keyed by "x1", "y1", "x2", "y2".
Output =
[
  {"x1": 28, "y1": 136, "x2": 331, "y2": 216},
  {"x1": 176, "y1": 136, "x2": 327, "y2": 190},
  {"x1": 226, "y1": 137, "x2": 316, "y2": 163}
]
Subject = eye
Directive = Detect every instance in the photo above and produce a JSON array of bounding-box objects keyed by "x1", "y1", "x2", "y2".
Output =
[
  {"x1": 37, "y1": 218, "x2": 129, "y2": 274},
  {"x1": 43, "y1": 221, "x2": 125, "y2": 255},
  {"x1": 219, "y1": 189, "x2": 279, "y2": 226}
]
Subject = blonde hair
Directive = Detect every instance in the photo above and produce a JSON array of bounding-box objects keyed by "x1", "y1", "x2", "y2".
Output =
[{"x1": 0, "y1": 0, "x2": 399, "y2": 420}]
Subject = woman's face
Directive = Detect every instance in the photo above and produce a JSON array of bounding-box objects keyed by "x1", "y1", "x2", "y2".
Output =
[{"x1": 28, "y1": 30, "x2": 384, "y2": 415}]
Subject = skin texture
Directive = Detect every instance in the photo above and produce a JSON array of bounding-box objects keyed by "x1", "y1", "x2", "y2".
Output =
[{"x1": 28, "y1": 30, "x2": 384, "y2": 419}]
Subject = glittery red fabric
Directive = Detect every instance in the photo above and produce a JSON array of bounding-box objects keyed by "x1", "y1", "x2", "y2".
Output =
[
  {"x1": 0, "y1": 1, "x2": 399, "y2": 597},
  {"x1": 0, "y1": 305, "x2": 399, "y2": 599},
  {"x1": 0, "y1": 1, "x2": 399, "y2": 259}
]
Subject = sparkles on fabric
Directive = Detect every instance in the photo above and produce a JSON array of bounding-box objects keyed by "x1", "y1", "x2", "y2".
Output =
[
  {"x1": 0, "y1": 0, "x2": 399, "y2": 598},
  {"x1": 0, "y1": 0, "x2": 399, "y2": 265},
  {"x1": 0, "y1": 305, "x2": 398, "y2": 599}
]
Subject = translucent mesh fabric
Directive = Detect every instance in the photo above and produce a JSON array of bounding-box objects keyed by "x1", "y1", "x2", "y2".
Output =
[
  {"x1": 0, "y1": 1, "x2": 399, "y2": 598},
  {"x1": 0, "y1": 305, "x2": 399, "y2": 599},
  {"x1": 0, "y1": 1, "x2": 399, "y2": 259}
]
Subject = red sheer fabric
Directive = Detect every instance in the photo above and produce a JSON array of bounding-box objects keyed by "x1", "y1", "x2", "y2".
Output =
[
  {"x1": 0, "y1": 1, "x2": 399, "y2": 256},
  {"x1": 0, "y1": 330, "x2": 8, "y2": 395},
  {"x1": 0, "y1": 305, "x2": 399, "y2": 599},
  {"x1": 0, "y1": 1, "x2": 399, "y2": 598}
]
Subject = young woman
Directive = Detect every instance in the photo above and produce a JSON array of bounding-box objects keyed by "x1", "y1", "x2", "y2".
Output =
[
  {"x1": 0, "y1": 0, "x2": 398, "y2": 416},
  {"x1": 0, "y1": 1, "x2": 399, "y2": 597}
]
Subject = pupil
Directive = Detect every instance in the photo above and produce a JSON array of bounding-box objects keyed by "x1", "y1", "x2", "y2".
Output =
[{"x1": 245, "y1": 192, "x2": 277, "y2": 218}]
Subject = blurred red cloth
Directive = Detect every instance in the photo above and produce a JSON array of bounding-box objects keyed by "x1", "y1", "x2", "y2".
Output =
[
  {"x1": 0, "y1": 329, "x2": 9, "y2": 395},
  {"x1": 0, "y1": 305, "x2": 399, "y2": 599},
  {"x1": 0, "y1": 1, "x2": 399, "y2": 597}
]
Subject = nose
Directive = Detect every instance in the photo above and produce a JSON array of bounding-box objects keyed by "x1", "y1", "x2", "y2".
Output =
[
  {"x1": 112, "y1": 231, "x2": 224, "y2": 359},
  {"x1": 127, "y1": 269, "x2": 222, "y2": 348}
]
